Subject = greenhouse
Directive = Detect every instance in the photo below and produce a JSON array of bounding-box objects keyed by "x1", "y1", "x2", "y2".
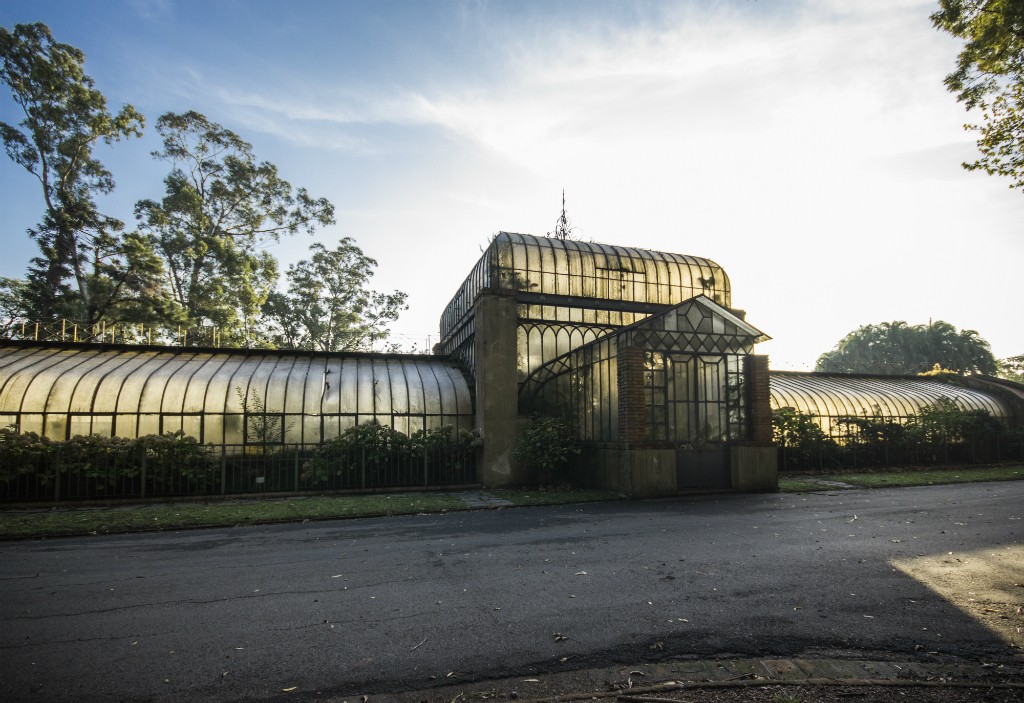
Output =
[
  {"x1": 0, "y1": 343, "x2": 473, "y2": 445},
  {"x1": 768, "y1": 371, "x2": 1024, "y2": 470},
  {"x1": 769, "y1": 371, "x2": 1015, "y2": 437},
  {"x1": 2, "y1": 229, "x2": 1020, "y2": 501},
  {"x1": 437, "y1": 232, "x2": 777, "y2": 493}
]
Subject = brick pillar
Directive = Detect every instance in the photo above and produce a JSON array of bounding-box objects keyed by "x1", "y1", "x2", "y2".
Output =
[
  {"x1": 745, "y1": 354, "x2": 772, "y2": 444},
  {"x1": 618, "y1": 346, "x2": 646, "y2": 443}
]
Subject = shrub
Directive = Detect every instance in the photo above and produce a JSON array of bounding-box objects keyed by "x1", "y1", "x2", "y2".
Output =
[
  {"x1": 303, "y1": 422, "x2": 411, "y2": 486},
  {"x1": 512, "y1": 414, "x2": 579, "y2": 486},
  {"x1": 0, "y1": 428, "x2": 54, "y2": 484}
]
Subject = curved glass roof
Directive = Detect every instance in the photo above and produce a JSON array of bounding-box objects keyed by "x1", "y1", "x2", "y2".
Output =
[
  {"x1": 440, "y1": 231, "x2": 732, "y2": 341},
  {"x1": 0, "y1": 343, "x2": 473, "y2": 444},
  {"x1": 769, "y1": 371, "x2": 1013, "y2": 424}
]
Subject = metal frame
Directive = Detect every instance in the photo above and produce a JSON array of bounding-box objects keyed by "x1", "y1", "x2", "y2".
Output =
[{"x1": 519, "y1": 297, "x2": 766, "y2": 443}]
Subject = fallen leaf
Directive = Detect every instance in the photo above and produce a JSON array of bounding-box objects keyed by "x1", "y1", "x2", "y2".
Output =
[
  {"x1": 282, "y1": 686, "x2": 297, "y2": 692},
  {"x1": 575, "y1": 571, "x2": 588, "y2": 576}
]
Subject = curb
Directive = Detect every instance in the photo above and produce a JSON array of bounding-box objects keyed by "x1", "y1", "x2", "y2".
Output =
[{"x1": 382, "y1": 656, "x2": 1024, "y2": 702}]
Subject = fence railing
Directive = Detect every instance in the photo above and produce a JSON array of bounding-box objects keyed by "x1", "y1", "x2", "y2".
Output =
[
  {"x1": 778, "y1": 434, "x2": 1024, "y2": 473},
  {"x1": 0, "y1": 318, "x2": 224, "y2": 347},
  {"x1": 0, "y1": 442, "x2": 478, "y2": 503}
]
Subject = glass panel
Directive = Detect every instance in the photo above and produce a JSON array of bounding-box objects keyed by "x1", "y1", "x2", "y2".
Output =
[
  {"x1": 356, "y1": 360, "x2": 376, "y2": 416},
  {"x1": 303, "y1": 415, "x2": 322, "y2": 444},
  {"x1": 92, "y1": 415, "x2": 114, "y2": 437},
  {"x1": 338, "y1": 359, "x2": 359, "y2": 415},
  {"x1": 138, "y1": 413, "x2": 159, "y2": 437},
  {"x1": 285, "y1": 415, "x2": 303, "y2": 444},
  {"x1": 388, "y1": 360, "x2": 409, "y2": 414},
  {"x1": 181, "y1": 354, "x2": 215, "y2": 413},
  {"x1": 68, "y1": 415, "x2": 92, "y2": 437},
  {"x1": 263, "y1": 356, "x2": 294, "y2": 415},
  {"x1": 425, "y1": 363, "x2": 446, "y2": 415},
  {"x1": 204, "y1": 414, "x2": 224, "y2": 445},
  {"x1": 182, "y1": 415, "x2": 202, "y2": 440},
  {"x1": 223, "y1": 413, "x2": 244, "y2": 445},
  {"x1": 372, "y1": 358, "x2": 392, "y2": 414},
  {"x1": 21, "y1": 413, "x2": 42, "y2": 435},
  {"x1": 393, "y1": 415, "x2": 410, "y2": 436},
  {"x1": 44, "y1": 414, "x2": 67, "y2": 440}
]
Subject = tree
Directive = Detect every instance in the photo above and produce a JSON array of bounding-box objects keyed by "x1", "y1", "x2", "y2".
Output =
[
  {"x1": 997, "y1": 354, "x2": 1024, "y2": 382},
  {"x1": 135, "y1": 111, "x2": 335, "y2": 346},
  {"x1": 0, "y1": 22, "x2": 156, "y2": 326},
  {"x1": 816, "y1": 320, "x2": 998, "y2": 375},
  {"x1": 932, "y1": 1, "x2": 1024, "y2": 192},
  {"x1": 262, "y1": 238, "x2": 407, "y2": 352}
]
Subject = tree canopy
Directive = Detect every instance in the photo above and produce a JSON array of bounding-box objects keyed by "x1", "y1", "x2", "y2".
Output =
[
  {"x1": 262, "y1": 238, "x2": 408, "y2": 352},
  {"x1": 0, "y1": 21, "x2": 157, "y2": 327},
  {"x1": 816, "y1": 320, "x2": 998, "y2": 375},
  {"x1": 135, "y1": 111, "x2": 336, "y2": 346},
  {"x1": 1, "y1": 23, "x2": 406, "y2": 351},
  {"x1": 998, "y1": 354, "x2": 1024, "y2": 382},
  {"x1": 932, "y1": 0, "x2": 1024, "y2": 192}
]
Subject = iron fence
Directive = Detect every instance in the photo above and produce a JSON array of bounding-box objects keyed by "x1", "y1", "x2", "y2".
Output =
[
  {"x1": 778, "y1": 433, "x2": 1024, "y2": 473},
  {"x1": 0, "y1": 442, "x2": 478, "y2": 503}
]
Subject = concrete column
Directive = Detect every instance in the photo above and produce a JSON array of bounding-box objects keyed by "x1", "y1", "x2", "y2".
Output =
[{"x1": 473, "y1": 293, "x2": 529, "y2": 485}]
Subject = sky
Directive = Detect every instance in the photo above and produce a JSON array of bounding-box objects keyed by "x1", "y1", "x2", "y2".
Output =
[{"x1": 1, "y1": 0, "x2": 1022, "y2": 369}]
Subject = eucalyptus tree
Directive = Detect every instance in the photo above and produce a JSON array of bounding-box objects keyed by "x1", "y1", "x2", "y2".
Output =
[
  {"x1": 0, "y1": 22, "x2": 157, "y2": 326},
  {"x1": 136, "y1": 111, "x2": 335, "y2": 346},
  {"x1": 932, "y1": 0, "x2": 1024, "y2": 193},
  {"x1": 263, "y1": 238, "x2": 407, "y2": 352},
  {"x1": 816, "y1": 320, "x2": 997, "y2": 375}
]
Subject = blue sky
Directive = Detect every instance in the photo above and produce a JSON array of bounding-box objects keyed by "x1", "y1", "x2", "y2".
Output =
[{"x1": 1, "y1": 0, "x2": 1022, "y2": 368}]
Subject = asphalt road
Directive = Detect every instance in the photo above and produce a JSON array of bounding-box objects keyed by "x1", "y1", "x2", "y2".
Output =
[{"x1": 1, "y1": 482, "x2": 1022, "y2": 702}]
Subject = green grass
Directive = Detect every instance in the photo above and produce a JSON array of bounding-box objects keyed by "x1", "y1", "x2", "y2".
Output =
[
  {"x1": 780, "y1": 465, "x2": 1024, "y2": 492},
  {"x1": 5, "y1": 467, "x2": 1020, "y2": 540},
  {"x1": 0, "y1": 493, "x2": 467, "y2": 540},
  {"x1": 0, "y1": 488, "x2": 623, "y2": 540}
]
